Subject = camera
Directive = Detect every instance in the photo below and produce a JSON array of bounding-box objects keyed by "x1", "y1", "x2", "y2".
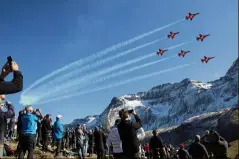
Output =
[{"x1": 128, "y1": 109, "x2": 134, "y2": 114}]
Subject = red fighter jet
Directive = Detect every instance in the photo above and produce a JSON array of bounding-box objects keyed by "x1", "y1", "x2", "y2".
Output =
[
  {"x1": 196, "y1": 34, "x2": 210, "y2": 41},
  {"x1": 201, "y1": 56, "x2": 215, "y2": 63},
  {"x1": 186, "y1": 12, "x2": 200, "y2": 20},
  {"x1": 167, "y1": 31, "x2": 180, "y2": 39},
  {"x1": 156, "y1": 49, "x2": 168, "y2": 56},
  {"x1": 178, "y1": 50, "x2": 190, "y2": 57}
]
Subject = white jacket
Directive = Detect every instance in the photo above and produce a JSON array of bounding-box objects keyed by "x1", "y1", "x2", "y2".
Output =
[
  {"x1": 106, "y1": 127, "x2": 123, "y2": 153},
  {"x1": 137, "y1": 127, "x2": 145, "y2": 141}
]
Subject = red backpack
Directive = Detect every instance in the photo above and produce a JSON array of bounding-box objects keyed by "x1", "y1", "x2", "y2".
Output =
[{"x1": 4, "y1": 144, "x2": 15, "y2": 156}]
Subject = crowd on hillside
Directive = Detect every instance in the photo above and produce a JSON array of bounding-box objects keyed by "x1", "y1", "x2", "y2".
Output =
[
  {"x1": 0, "y1": 102, "x2": 232, "y2": 159},
  {"x1": 0, "y1": 59, "x2": 235, "y2": 159}
]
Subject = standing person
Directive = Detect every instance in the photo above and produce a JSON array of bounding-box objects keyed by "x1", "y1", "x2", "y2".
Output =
[
  {"x1": 209, "y1": 132, "x2": 228, "y2": 159},
  {"x1": 64, "y1": 128, "x2": 70, "y2": 150},
  {"x1": 87, "y1": 130, "x2": 94, "y2": 157},
  {"x1": 75, "y1": 124, "x2": 85, "y2": 159},
  {"x1": 36, "y1": 118, "x2": 43, "y2": 147},
  {"x1": 117, "y1": 110, "x2": 142, "y2": 159},
  {"x1": 188, "y1": 135, "x2": 209, "y2": 159},
  {"x1": 106, "y1": 119, "x2": 123, "y2": 159},
  {"x1": 8, "y1": 115, "x2": 16, "y2": 141},
  {"x1": 94, "y1": 127, "x2": 104, "y2": 159},
  {"x1": 18, "y1": 106, "x2": 44, "y2": 159},
  {"x1": 53, "y1": 115, "x2": 64, "y2": 157},
  {"x1": 0, "y1": 60, "x2": 23, "y2": 95},
  {"x1": 0, "y1": 97, "x2": 14, "y2": 157},
  {"x1": 177, "y1": 144, "x2": 190, "y2": 159},
  {"x1": 41, "y1": 114, "x2": 52, "y2": 153},
  {"x1": 83, "y1": 124, "x2": 89, "y2": 156},
  {"x1": 149, "y1": 130, "x2": 164, "y2": 159}
]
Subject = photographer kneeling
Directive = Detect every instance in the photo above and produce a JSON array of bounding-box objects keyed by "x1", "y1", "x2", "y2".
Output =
[
  {"x1": 117, "y1": 109, "x2": 142, "y2": 159},
  {"x1": 18, "y1": 106, "x2": 44, "y2": 159},
  {"x1": 0, "y1": 59, "x2": 23, "y2": 95}
]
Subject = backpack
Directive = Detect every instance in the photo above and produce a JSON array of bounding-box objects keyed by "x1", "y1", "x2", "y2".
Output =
[{"x1": 4, "y1": 144, "x2": 15, "y2": 156}]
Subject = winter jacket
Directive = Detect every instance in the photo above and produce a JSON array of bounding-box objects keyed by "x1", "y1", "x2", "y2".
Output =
[
  {"x1": 149, "y1": 135, "x2": 163, "y2": 150},
  {"x1": 210, "y1": 140, "x2": 228, "y2": 159},
  {"x1": 0, "y1": 104, "x2": 14, "y2": 133},
  {"x1": 42, "y1": 118, "x2": 52, "y2": 135},
  {"x1": 117, "y1": 114, "x2": 142, "y2": 157},
  {"x1": 177, "y1": 149, "x2": 190, "y2": 159},
  {"x1": 21, "y1": 112, "x2": 39, "y2": 135},
  {"x1": 106, "y1": 126, "x2": 123, "y2": 154},
  {"x1": 94, "y1": 130, "x2": 104, "y2": 151},
  {"x1": 75, "y1": 128, "x2": 85, "y2": 145},
  {"x1": 137, "y1": 127, "x2": 145, "y2": 140},
  {"x1": 54, "y1": 120, "x2": 64, "y2": 139},
  {"x1": 188, "y1": 142, "x2": 209, "y2": 159},
  {"x1": 0, "y1": 71, "x2": 23, "y2": 95}
]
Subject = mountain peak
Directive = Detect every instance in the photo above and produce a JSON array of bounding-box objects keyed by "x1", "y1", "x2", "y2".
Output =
[{"x1": 66, "y1": 58, "x2": 238, "y2": 131}]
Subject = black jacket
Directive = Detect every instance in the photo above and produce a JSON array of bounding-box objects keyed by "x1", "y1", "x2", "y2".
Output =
[
  {"x1": 94, "y1": 130, "x2": 104, "y2": 151},
  {"x1": 177, "y1": 149, "x2": 190, "y2": 159},
  {"x1": 210, "y1": 140, "x2": 228, "y2": 159},
  {"x1": 117, "y1": 114, "x2": 142, "y2": 157},
  {"x1": 149, "y1": 135, "x2": 163, "y2": 150},
  {"x1": 42, "y1": 119, "x2": 52, "y2": 135},
  {"x1": 0, "y1": 71, "x2": 23, "y2": 94},
  {"x1": 0, "y1": 104, "x2": 14, "y2": 133},
  {"x1": 188, "y1": 142, "x2": 209, "y2": 159}
]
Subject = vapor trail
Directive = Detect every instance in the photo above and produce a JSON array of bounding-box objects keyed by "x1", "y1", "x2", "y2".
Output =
[
  {"x1": 21, "y1": 18, "x2": 184, "y2": 96},
  {"x1": 33, "y1": 41, "x2": 188, "y2": 99},
  {"x1": 39, "y1": 56, "x2": 176, "y2": 98},
  {"x1": 35, "y1": 63, "x2": 192, "y2": 105},
  {"x1": 28, "y1": 38, "x2": 165, "y2": 96}
]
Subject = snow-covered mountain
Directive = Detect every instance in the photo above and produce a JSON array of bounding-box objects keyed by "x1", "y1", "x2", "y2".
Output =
[
  {"x1": 67, "y1": 58, "x2": 238, "y2": 131},
  {"x1": 143, "y1": 107, "x2": 238, "y2": 147}
]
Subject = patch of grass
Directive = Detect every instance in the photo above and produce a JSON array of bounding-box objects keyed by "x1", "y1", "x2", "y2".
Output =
[{"x1": 228, "y1": 140, "x2": 239, "y2": 159}]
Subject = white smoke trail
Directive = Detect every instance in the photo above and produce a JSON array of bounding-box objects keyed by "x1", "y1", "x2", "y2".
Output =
[
  {"x1": 35, "y1": 63, "x2": 192, "y2": 105},
  {"x1": 37, "y1": 56, "x2": 176, "y2": 99},
  {"x1": 27, "y1": 38, "x2": 165, "y2": 96},
  {"x1": 32, "y1": 41, "x2": 189, "y2": 99},
  {"x1": 21, "y1": 18, "x2": 184, "y2": 96}
]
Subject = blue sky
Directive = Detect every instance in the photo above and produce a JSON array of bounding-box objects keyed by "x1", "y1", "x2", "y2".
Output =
[{"x1": 0, "y1": 0, "x2": 238, "y2": 124}]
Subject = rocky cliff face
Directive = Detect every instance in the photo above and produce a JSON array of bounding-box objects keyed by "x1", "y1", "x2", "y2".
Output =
[
  {"x1": 67, "y1": 58, "x2": 238, "y2": 131},
  {"x1": 143, "y1": 108, "x2": 239, "y2": 147}
]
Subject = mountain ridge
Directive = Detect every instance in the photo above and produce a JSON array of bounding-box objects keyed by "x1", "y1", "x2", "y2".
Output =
[{"x1": 66, "y1": 58, "x2": 238, "y2": 131}]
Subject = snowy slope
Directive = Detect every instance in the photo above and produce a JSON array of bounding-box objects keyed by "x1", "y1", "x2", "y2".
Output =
[{"x1": 67, "y1": 58, "x2": 238, "y2": 131}]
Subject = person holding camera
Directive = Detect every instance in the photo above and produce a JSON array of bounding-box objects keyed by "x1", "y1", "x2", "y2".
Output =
[
  {"x1": 0, "y1": 99, "x2": 15, "y2": 157},
  {"x1": 18, "y1": 106, "x2": 44, "y2": 159},
  {"x1": 117, "y1": 109, "x2": 142, "y2": 159},
  {"x1": 0, "y1": 60, "x2": 23, "y2": 95}
]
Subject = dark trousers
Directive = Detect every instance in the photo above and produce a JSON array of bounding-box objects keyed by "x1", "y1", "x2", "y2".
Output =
[
  {"x1": 42, "y1": 134, "x2": 50, "y2": 151},
  {"x1": 76, "y1": 143, "x2": 85, "y2": 159},
  {"x1": 55, "y1": 139, "x2": 62, "y2": 156},
  {"x1": 36, "y1": 130, "x2": 42, "y2": 145},
  {"x1": 96, "y1": 148, "x2": 104, "y2": 159},
  {"x1": 18, "y1": 134, "x2": 36, "y2": 159}
]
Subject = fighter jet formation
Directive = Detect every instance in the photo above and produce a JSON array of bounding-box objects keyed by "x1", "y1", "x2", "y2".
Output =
[{"x1": 156, "y1": 12, "x2": 214, "y2": 63}]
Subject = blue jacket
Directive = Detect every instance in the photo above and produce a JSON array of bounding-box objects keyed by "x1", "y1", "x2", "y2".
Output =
[
  {"x1": 54, "y1": 120, "x2": 64, "y2": 139},
  {"x1": 21, "y1": 113, "x2": 38, "y2": 135}
]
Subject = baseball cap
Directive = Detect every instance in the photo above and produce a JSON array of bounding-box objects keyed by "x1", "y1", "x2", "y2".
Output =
[{"x1": 56, "y1": 115, "x2": 62, "y2": 119}]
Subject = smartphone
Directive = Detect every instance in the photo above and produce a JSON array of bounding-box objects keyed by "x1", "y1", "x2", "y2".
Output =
[{"x1": 7, "y1": 56, "x2": 13, "y2": 70}]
